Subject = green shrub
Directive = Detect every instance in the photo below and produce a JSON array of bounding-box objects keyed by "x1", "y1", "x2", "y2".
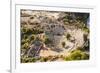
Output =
[
  {"x1": 21, "y1": 39, "x2": 26, "y2": 45},
  {"x1": 63, "y1": 18, "x2": 68, "y2": 23},
  {"x1": 30, "y1": 34, "x2": 35, "y2": 40},
  {"x1": 35, "y1": 37, "x2": 42, "y2": 41},
  {"x1": 70, "y1": 50, "x2": 83, "y2": 60},
  {"x1": 23, "y1": 35, "x2": 28, "y2": 39},
  {"x1": 40, "y1": 57, "x2": 48, "y2": 62},
  {"x1": 21, "y1": 42, "x2": 29, "y2": 49},
  {"x1": 62, "y1": 42, "x2": 66, "y2": 48},
  {"x1": 82, "y1": 26, "x2": 89, "y2": 33},
  {"x1": 76, "y1": 47, "x2": 84, "y2": 51},
  {"x1": 44, "y1": 37, "x2": 52, "y2": 45},
  {"x1": 26, "y1": 38, "x2": 30, "y2": 43},
  {"x1": 21, "y1": 27, "x2": 33, "y2": 35},
  {"x1": 66, "y1": 33, "x2": 71, "y2": 40},
  {"x1": 65, "y1": 50, "x2": 89, "y2": 61},
  {"x1": 81, "y1": 52, "x2": 89, "y2": 59},
  {"x1": 21, "y1": 57, "x2": 37, "y2": 63},
  {"x1": 21, "y1": 38, "x2": 30, "y2": 44},
  {"x1": 33, "y1": 28, "x2": 44, "y2": 34},
  {"x1": 64, "y1": 56, "x2": 71, "y2": 61}
]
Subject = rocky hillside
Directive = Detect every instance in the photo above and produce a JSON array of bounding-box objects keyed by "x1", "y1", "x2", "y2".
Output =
[{"x1": 20, "y1": 9, "x2": 90, "y2": 63}]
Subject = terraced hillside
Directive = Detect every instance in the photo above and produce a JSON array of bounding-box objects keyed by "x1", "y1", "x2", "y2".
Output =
[{"x1": 20, "y1": 9, "x2": 90, "y2": 63}]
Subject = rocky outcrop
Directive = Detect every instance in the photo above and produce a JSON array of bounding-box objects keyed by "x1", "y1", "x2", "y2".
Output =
[{"x1": 21, "y1": 9, "x2": 89, "y2": 60}]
